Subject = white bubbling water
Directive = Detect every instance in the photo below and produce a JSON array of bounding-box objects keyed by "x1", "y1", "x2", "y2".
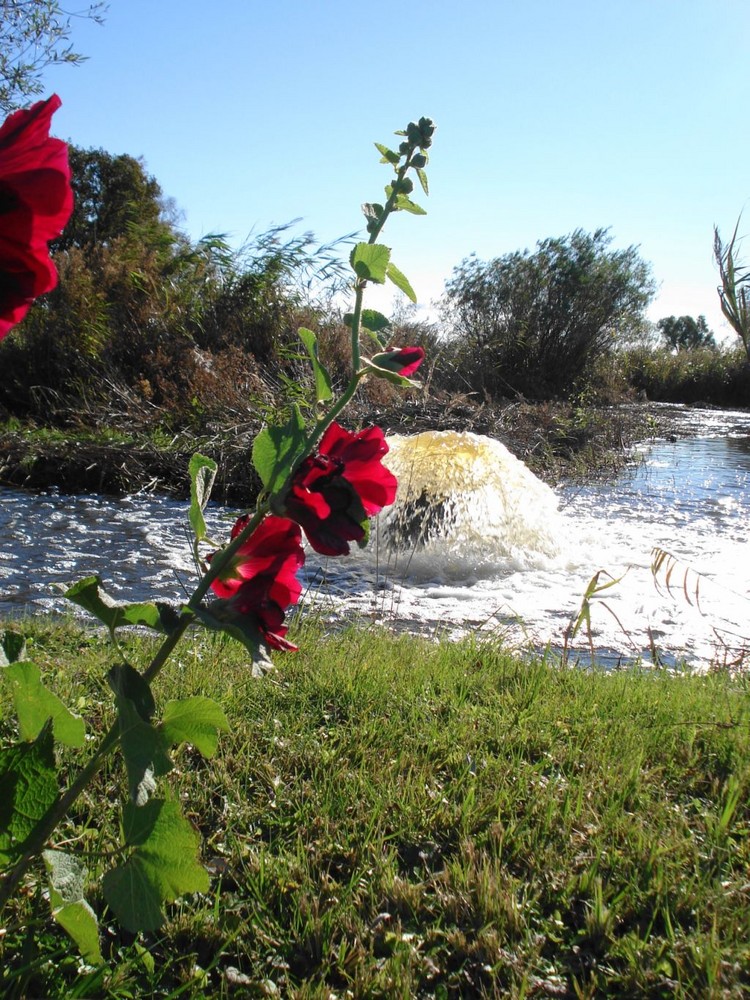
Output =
[
  {"x1": 378, "y1": 431, "x2": 563, "y2": 577},
  {"x1": 2, "y1": 405, "x2": 750, "y2": 670},
  {"x1": 305, "y1": 415, "x2": 750, "y2": 670}
]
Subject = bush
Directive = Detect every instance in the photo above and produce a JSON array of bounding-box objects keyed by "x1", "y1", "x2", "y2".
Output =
[
  {"x1": 621, "y1": 345, "x2": 750, "y2": 406},
  {"x1": 441, "y1": 228, "x2": 655, "y2": 400}
]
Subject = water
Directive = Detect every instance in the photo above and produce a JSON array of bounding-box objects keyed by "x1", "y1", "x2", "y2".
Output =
[{"x1": 2, "y1": 404, "x2": 750, "y2": 670}]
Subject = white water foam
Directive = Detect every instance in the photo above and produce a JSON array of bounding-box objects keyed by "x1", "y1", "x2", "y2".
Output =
[{"x1": 303, "y1": 423, "x2": 750, "y2": 670}]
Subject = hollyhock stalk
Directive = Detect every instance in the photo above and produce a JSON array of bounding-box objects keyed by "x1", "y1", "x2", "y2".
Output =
[{"x1": 0, "y1": 116, "x2": 436, "y2": 931}]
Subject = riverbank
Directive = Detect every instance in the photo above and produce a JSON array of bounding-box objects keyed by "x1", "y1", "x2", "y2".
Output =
[
  {"x1": 0, "y1": 395, "x2": 678, "y2": 502},
  {"x1": 2, "y1": 618, "x2": 749, "y2": 997}
]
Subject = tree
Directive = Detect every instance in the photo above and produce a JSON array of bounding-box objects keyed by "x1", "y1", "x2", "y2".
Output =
[
  {"x1": 657, "y1": 314, "x2": 716, "y2": 351},
  {"x1": 0, "y1": 142, "x2": 352, "y2": 424},
  {"x1": 0, "y1": 1, "x2": 108, "y2": 113},
  {"x1": 714, "y1": 216, "x2": 750, "y2": 360},
  {"x1": 54, "y1": 145, "x2": 172, "y2": 251},
  {"x1": 442, "y1": 228, "x2": 655, "y2": 398}
]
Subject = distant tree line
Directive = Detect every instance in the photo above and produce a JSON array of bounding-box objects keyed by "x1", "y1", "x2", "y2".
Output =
[
  {"x1": 2, "y1": 143, "x2": 748, "y2": 430},
  {"x1": 0, "y1": 146, "x2": 355, "y2": 428}
]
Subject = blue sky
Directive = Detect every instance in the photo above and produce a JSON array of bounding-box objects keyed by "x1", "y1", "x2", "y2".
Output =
[{"x1": 42, "y1": 0, "x2": 750, "y2": 337}]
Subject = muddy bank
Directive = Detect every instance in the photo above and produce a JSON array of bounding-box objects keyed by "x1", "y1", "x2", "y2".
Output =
[{"x1": 0, "y1": 396, "x2": 677, "y2": 503}]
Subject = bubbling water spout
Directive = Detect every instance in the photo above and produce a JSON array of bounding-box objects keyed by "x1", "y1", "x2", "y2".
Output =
[{"x1": 378, "y1": 430, "x2": 564, "y2": 579}]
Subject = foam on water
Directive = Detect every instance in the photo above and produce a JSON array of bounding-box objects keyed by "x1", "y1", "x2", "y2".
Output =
[
  {"x1": 377, "y1": 430, "x2": 564, "y2": 579},
  {"x1": 3, "y1": 406, "x2": 750, "y2": 670}
]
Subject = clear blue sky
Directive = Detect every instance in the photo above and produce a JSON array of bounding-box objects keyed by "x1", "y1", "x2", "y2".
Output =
[{"x1": 41, "y1": 0, "x2": 750, "y2": 337}]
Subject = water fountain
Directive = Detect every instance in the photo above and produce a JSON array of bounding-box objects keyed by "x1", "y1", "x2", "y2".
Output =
[{"x1": 379, "y1": 430, "x2": 564, "y2": 576}]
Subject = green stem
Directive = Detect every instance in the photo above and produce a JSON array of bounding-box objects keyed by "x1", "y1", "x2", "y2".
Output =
[{"x1": 350, "y1": 150, "x2": 414, "y2": 369}]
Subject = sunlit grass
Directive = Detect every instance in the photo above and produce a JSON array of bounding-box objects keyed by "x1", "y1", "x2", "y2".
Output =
[{"x1": 2, "y1": 616, "x2": 750, "y2": 997}]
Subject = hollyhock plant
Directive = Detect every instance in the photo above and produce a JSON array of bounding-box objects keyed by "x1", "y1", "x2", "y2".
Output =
[
  {"x1": 208, "y1": 514, "x2": 305, "y2": 650},
  {"x1": 0, "y1": 117, "x2": 437, "y2": 947},
  {"x1": 283, "y1": 422, "x2": 398, "y2": 556},
  {"x1": 0, "y1": 94, "x2": 73, "y2": 340}
]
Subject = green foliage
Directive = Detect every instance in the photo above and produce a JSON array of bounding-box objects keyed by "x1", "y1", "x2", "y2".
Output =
[
  {"x1": 297, "y1": 327, "x2": 333, "y2": 404},
  {"x1": 621, "y1": 344, "x2": 750, "y2": 405},
  {"x1": 251, "y1": 405, "x2": 307, "y2": 493},
  {"x1": 114, "y1": 693, "x2": 172, "y2": 806},
  {"x1": 3, "y1": 661, "x2": 85, "y2": 747},
  {"x1": 350, "y1": 242, "x2": 391, "y2": 283},
  {"x1": 714, "y1": 216, "x2": 750, "y2": 360},
  {"x1": 0, "y1": 1, "x2": 108, "y2": 112},
  {"x1": 0, "y1": 721, "x2": 57, "y2": 864},
  {"x1": 0, "y1": 146, "x2": 352, "y2": 428},
  {"x1": 442, "y1": 228, "x2": 656, "y2": 399},
  {"x1": 54, "y1": 145, "x2": 171, "y2": 254},
  {"x1": 657, "y1": 314, "x2": 716, "y2": 350},
  {"x1": 102, "y1": 798, "x2": 209, "y2": 932},
  {"x1": 160, "y1": 696, "x2": 229, "y2": 759},
  {"x1": 188, "y1": 453, "x2": 217, "y2": 545},
  {"x1": 63, "y1": 576, "x2": 179, "y2": 638},
  {"x1": 43, "y1": 851, "x2": 103, "y2": 965},
  {"x1": 385, "y1": 259, "x2": 417, "y2": 302}
]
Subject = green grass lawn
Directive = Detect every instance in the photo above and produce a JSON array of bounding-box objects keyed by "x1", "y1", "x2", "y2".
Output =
[{"x1": 2, "y1": 617, "x2": 750, "y2": 998}]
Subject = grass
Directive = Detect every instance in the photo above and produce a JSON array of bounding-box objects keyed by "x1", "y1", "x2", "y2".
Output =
[{"x1": 2, "y1": 616, "x2": 750, "y2": 997}]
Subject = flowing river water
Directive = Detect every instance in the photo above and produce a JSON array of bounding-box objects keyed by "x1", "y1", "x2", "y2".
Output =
[{"x1": 2, "y1": 404, "x2": 749, "y2": 670}]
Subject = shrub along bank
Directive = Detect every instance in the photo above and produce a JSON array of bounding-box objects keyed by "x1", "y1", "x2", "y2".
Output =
[{"x1": 0, "y1": 395, "x2": 668, "y2": 502}]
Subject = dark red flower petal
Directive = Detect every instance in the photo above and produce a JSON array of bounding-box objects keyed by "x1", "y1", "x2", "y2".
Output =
[
  {"x1": 371, "y1": 345, "x2": 425, "y2": 377},
  {"x1": 283, "y1": 422, "x2": 397, "y2": 555},
  {"x1": 211, "y1": 515, "x2": 304, "y2": 600},
  {"x1": 207, "y1": 514, "x2": 304, "y2": 655},
  {"x1": 0, "y1": 95, "x2": 73, "y2": 340}
]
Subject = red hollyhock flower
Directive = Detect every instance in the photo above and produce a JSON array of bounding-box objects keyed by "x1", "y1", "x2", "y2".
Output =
[
  {"x1": 0, "y1": 94, "x2": 73, "y2": 340},
  {"x1": 371, "y1": 345, "x2": 425, "y2": 377},
  {"x1": 209, "y1": 514, "x2": 304, "y2": 651},
  {"x1": 284, "y1": 422, "x2": 398, "y2": 556}
]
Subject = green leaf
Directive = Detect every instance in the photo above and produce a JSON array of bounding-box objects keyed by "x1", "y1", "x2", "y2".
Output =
[
  {"x1": 297, "y1": 327, "x2": 333, "y2": 403},
  {"x1": 102, "y1": 856, "x2": 164, "y2": 932},
  {"x1": 116, "y1": 696, "x2": 172, "y2": 806},
  {"x1": 44, "y1": 850, "x2": 103, "y2": 965},
  {"x1": 361, "y1": 202, "x2": 383, "y2": 223},
  {"x1": 394, "y1": 194, "x2": 427, "y2": 215},
  {"x1": 416, "y1": 166, "x2": 429, "y2": 196},
  {"x1": 161, "y1": 697, "x2": 229, "y2": 758},
  {"x1": 357, "y1": 515, "x2": 371, "y2": 550},
  {"x1": 64, "y1": 576, "x2": 178, "y2": 637},
  {"x1": 102, "y1": 798, "x2": 209, "y2": 933},
  {"x1": 0, "y1": 721, "x2": 58, "y2": 864},
  {"x1": 64, "y1": 576, "x2": 124, "y2": 633},
  {"x1": 1, "y1": 631, "x2": 26, "y2": 665},
  {"x1": 374, "y1": 142, "x2": 400, "y2": 165},
  {"x1": 343, "y1": 309, "x2": 391, "y2": 348},
  {"x1": 5, "y1": 661, "x2": 85, "y2": 748},
  {"x1": 108, "y1": 662, "x2": 155, "y2": 722},
  {"x1": 52, "y1": 898, "x2": 103, "y2": 965},
  {"x1": 102, "y1": 854, "x2": 164, "y2": 933},
  {"x1": 189, "y1": 453, "x2": 217, "y2": 544},
  {"x1": 192, "y1": 605, "x2": 274, "y2": 676},
  {"x1": 386, "y1": 261, "x2": 417, "y2": 303},
  {"x1": 251, "y1": 405, "x2": 307, "y2": 494},
  {"x1": 360, "y1": 309, "x2": 391, "y2": 334},
  {"x1": 350, "y1": 243, "x2": 391, "y2": 283}
]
